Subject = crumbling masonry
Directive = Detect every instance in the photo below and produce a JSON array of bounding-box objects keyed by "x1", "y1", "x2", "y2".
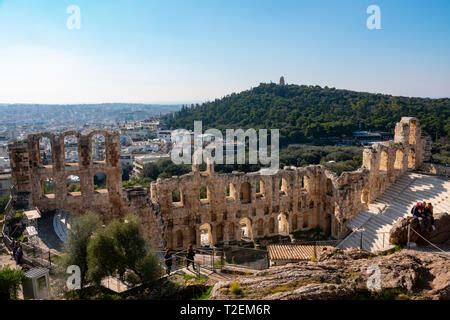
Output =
[{"x1": 8, "y1": 117, "x2": 429, "y2": 249}]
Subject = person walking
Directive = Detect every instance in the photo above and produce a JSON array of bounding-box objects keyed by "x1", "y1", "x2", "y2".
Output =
[
  {"x1": 186, "y1": 244, "x2": 196, "y2": 271},
  {"x1": 164, "y1": 249, "x2": 173, "y2": 275}
]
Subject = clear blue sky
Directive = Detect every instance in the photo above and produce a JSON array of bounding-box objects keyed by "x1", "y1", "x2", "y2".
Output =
[{"x1": 0, "y1": 0, "x2": 449, "y2": 103}]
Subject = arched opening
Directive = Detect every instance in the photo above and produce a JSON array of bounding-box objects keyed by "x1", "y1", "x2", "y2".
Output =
[
  {"x1": 216, "y1": 224, "x2": 224, "y2": 243},
  {"x1": 199, "y1": 186, "x2": 209, "y2": 204},
  {"x1": 255, "y1": 180, "x2": 266, "y2": 199},
  {"x1": 228, "y1": 222, "x2": 236, "y2": 241},
  {"x1": 361, "y1": 188, "x2": 369, "y2": 207},
  {"x1": 175, "y1": 230, "x2": 184, "y2": 249},
  {"x1": 394, "y1": 149, "x2": 404, "y2": 170},
  {"x1": 379, "y1": 150, "x2": 389, "y2": 172},
  {"x1": 172, "y1": 188, "x2": 183, "y2": 206},
  {"x1": 279, "y1": 178, "x2": 288, "y2": 195},
  {"x1": 268, "y1": 217, "x2": 275, "y2": 234},
  {"x1": 67, "y1": 175, "x2": 81, "y2": 196},
  {"x1": 42, "y1": 178, "x2": 56, "y2": 198},
  {"x1": 225, "y1": 183, "x2": 237, "y2": 200},
  {"x1": 326, "y1": 179, "x2": 333, "y2": 196},
  {"x1": 239, "y1": 217, "x2": 253, "y2": 240},
  {"x1": 303, "y1": 213, "x2": 309, "y2": 229},
  {"x1": 408, "y1": 149, "x2": 416, "y2": 169},
  {"x1": 39, "y1": 137, "x2": 52, "y2": 166},
  {"x1": 257, "y1": 219, "x2": 264, "y2": 236},
  {"x1": 64, "y1": 135, "x2": 79, "y2": 166},
  {"x1": 291, "y1": 214, "x2": 298, "y2": 231},
  {"x1": 409, "y1": 120, "x2": 417, "y2": 145},
  {"x1": 93, "y1": 172, "x2": 107, "y2": 193},
  {"x1": 278, "y1": 213, "x2": 289, "y2": 235},
  {"x1": 91, "y1": 134, "x2": 106, "y2": 163},
  {"x1": 303, "y1": 175, "x2": 311, "y2": 193},
  {"x1": 240, "y1": 182, "x2": 251, "y2": 204},
  {"x1": 199, "y1": 223, "x2": 213, "y2": 247}
]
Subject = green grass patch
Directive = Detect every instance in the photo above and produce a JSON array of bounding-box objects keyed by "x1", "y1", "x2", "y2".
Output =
[{"x1": 192, "y1": 286, "x2": 213, "y2": 300}]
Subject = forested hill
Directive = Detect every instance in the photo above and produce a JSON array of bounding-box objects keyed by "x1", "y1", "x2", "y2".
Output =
[{"x1": 165, "y1": 83, "x2": 450, "y2": 145}]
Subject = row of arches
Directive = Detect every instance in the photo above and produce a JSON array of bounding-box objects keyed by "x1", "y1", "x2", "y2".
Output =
[
  {"x1": 378, "y1": 148, "x2": 416, "y2": 172},
  {"x1": 41, "y1": 172, "x2": 108, "y2": 197},
  {"x1": 38, "y1": 134, "x2": 106, "y2": 166},
  {"x1": 170, "y1": 176, "x2": 313, "y2": 206},
  {"x1": 172, "y1": 213, "x2": 312, "y2": 249}
]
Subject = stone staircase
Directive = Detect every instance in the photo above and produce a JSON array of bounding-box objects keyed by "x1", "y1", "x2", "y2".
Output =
[{"x1": 338, "y1": 173, "x2": 450, "y2": 252}]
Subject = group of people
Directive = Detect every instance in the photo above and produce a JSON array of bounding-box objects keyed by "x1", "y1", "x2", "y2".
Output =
[
  {"x1": 11, "y1": 240, "x2": 23, "y2": 265},
  {"x1": 164, "y1": 244, "x2": 196, "y2": 276},
  {"x1": 411, "y1": 201, "x2": 436, "y2": 233}
]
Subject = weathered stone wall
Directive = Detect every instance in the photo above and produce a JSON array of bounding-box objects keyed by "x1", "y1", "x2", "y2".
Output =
[
  {"x1": 8, "y1": 117, "x2": 427, "y2": 250},
  {"x1": 149, "y1": 164, "x2": 332, "y2": 249},
  {"x1": 8, "y1": 129, "x2": 124, "y2": 218},
  {"x1": 420, "y1": 163, "x2": 450, "y2": 177}
]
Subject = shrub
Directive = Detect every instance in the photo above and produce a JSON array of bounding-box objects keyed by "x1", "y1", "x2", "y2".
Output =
[
  {"x1": 0, "y1": 266, "x2": 25, "y2": 300},
  {"x1": 229, "y1": 281, "x2": 242, "y2": 295}
]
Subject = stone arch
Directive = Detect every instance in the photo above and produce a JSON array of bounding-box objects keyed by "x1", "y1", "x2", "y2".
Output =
[
  {"x1": 278, "y1": 213, "x2": 289, "y2": 235},
  {"x1": 216, "y1": 223, "x2": 224, "y2": 243},
  {"x1": 63, "y1": 134, "x2": 79, "y2": 165},
  {"x1": 171, "y1": 188, "x2": 183, "y2": 206},
  {"x1": 225, "y1": 183, "x2": 237, "y2": 200},
  {"x1": 394, "y1": 149, "x2": 405, "y2": 170},
  {"x1": 326, "y1": 179, "x2": 333, "y2": 196},
  {"x1": 361, "y1": 188, "x2": 370, "y2": 207},
  {"x1": 199, "y1": 223, "x2": 213, "y2": 247},
  {"x1": 94, "y1": 171, "x2": 107, "y2": 192},
  {"x1": 239, "y1": 217, "x2": 253, "y2": 240},
  {"x1": 256, "y1": 218, "x2": 264, "y2": 236},
  {"x1": 268, "y1": 217, "x2": 275, "y2": 234},
  {"x1": 91, "y1": 133, "x2": 106, "y2": 162},
  {"x1": 255, "y1": 179, "x2": 266, "y2": 198},
  {"x1": 279, "y1": 178, "x2": 288, "y2": 195},
  {"x1": 379, "y1": 150, "x2": 389, "y2": 172},
  {"x1": 303, "y1": 175, "x2": 311, "y2": 193},
  {"x1": 291, "y1": 213, "x2": 298, "y2": 231},
  {"x1": 303, "y1": 213, "x2": 309, "y2": 229},
  {"x1": 199, "y1": 186, "x2": 209, "y2": 202},
  {"x1": 42, "y1": 177, "x2": 56, "y2": 198},
  {"x1": 66, "y1": 175, "x2": 81, "y2": 196},
  {"x1": 175, "y1": 230, "x2": 184, "y2": 249},
  {"x1": 408, "y1": 148, "x2": 416, "y2": 169},
  {"x1": 228, "y1": 222, "x2": 236, "y2": 241},
  {"x1": 39, "y1": 136, "x2": 53, "y2": 166},
  {"x1": 240, "y1": 182, "x2": 251, "y2": 203}
]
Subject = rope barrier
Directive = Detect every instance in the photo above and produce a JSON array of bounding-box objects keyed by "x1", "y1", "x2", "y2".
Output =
[{"x1": 409, "y1": 226, "x2": 449, "y2": 257}]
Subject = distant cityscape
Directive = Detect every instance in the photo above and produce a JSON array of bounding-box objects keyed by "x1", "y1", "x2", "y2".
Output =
[{"x1": 0, "y1": 101, "x2": 394, "y2": 199}]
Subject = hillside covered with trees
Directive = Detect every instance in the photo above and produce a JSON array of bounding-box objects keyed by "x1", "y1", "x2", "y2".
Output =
[{"x1": 166, "y1": 83, "x2": 450, "y2": 146}]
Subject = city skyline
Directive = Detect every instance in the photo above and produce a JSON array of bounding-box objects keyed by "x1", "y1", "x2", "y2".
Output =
[{"x1": 1, "y1": 0, "x2": 450, "y2": 104}]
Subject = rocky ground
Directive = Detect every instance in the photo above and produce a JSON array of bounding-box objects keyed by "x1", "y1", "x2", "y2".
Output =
[{"x1": 210, "y1": 249, "x2": 450, "y2": 300}]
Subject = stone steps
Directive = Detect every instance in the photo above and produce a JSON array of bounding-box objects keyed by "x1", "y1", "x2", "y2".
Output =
[{"x1": 338, "y1": 173, "x2": 450, "y2": 253}]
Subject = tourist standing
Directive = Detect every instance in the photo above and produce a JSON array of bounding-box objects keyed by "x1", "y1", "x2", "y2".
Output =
[
  {"x1": 164, "y1": 249, "x2": 173, "y2": 275},
  {"x1": 186, "y1": 244, "x2": 196, "y2": 271}
]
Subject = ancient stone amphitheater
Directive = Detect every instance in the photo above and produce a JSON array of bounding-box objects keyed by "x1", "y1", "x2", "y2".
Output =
[{"x1": 7, "y1": 117, "x2": 449, "y2": 252}]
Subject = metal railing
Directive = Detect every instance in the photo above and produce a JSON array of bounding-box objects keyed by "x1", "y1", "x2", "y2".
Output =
[{"x1": 2, "y1": 196, "x2": 59, "y2": 268}]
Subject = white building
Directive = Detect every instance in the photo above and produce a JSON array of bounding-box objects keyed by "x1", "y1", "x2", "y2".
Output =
[{"x1": 132, "y1": 154, "x2": 171, "y2": 177}]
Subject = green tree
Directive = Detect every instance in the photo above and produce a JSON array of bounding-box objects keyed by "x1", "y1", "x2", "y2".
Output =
[
  {"x1": 0, "y1": 266, "x2": 24, "y2": 300},
  {"x1": 86, "y1": 215, "x2": 162, "y2": 286},
  {"x1": 61, "y1": 212, "x2": 102, "y2": 288},
  {"x1": 0, "y1": 192, "x2": 10, "y2": 214}
]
